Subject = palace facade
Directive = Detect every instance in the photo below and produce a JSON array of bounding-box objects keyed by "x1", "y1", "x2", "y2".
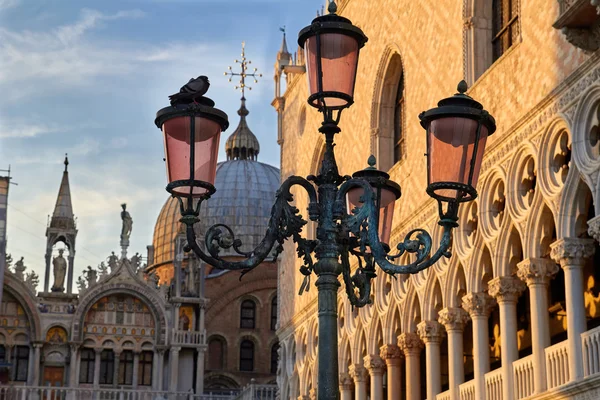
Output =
[{"x1": 273, "y1": 1, "x2": 600, "y2": 400}]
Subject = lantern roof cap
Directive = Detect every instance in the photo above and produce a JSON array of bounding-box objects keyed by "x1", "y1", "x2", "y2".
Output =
[
  {"x1": 419, "y1": 80, "x2": 496, "y2": 134},
  {"x1": 154, "y1": 96, "x2": 229, "y2": 131},
  {"x1": 351, "y1": 155, "x2": 401, "y2": 200},
  {"x1": 298, "y1": 1, "x2": 368, "y2": 48}
]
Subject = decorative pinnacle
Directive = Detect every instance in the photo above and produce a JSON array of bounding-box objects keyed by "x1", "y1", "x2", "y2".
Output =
[
  {"x1": 328, "y1": 0, "x2": 338, "y2": 14},
  {"x1": 224, "y1": 41, "x2": 262, "y2": 99},
  {"x1": 367, "y1": 155, "x2": 376, "y2": 167},
  {"x1": 457, "y1": 80, "x2": 468, "y2": 94},
  {"x1": 64, "y1": 154, "x2": 69, "y2": 171}
]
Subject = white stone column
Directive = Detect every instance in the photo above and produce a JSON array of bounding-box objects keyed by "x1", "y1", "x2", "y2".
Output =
[
  {"x1": 364, "y1": 355, "x2": 385, "y2": 400},
  {"x1": 132, "y1": 351, "x2": 140, "y2": 388},
  {"x1": 551, "y1": 237, "x2": 596, "y2": 381},
  {"x1": 112, "y1": 351, "x2": 121, "y2": 387},
  {"x1": 156, "y1": 348, "x2": 165, "y2": 391},
  {"x1": 92, "y1": 348, "x2": 102, "y2": 388},
  {"x1": 416, "y1": 321, "x2": 444, "y2": 400},
  {"x1": 516, "y1": 258, "x2": 558, "y2": 393},
  {"x1": 489, "y1": 276, "x2": 526, "y2": 400},
  {"x1": 339, "y1": 372, "x2": 354, "y2": 400},
  {"x1": 169, "y1": 346, "x2": 180, "y2": 392},
  {"x1": 462, "y1": 293, "x2": 496, "y2": 400},
  {"x1": 69, "y1": 344, "x2": 80, "y2": 387},
  {"x1": 348, "y1": 364, "x2": 368, "y2": 400},
  {"x1": 32, "y1": 343, "x2": 42, "y2": 386},
  {"x1": 196, "y1": 349, "x2": 205, "y2": 394},
  {"x1": 380, "y1": 344, "x2": 403, "y2": 400},
  {"x1": 398, "y1": 333, "x2": 423, "y2": 400},
  {"x1": 438, "y1": 308, "x2": 470, "y2": 400}
]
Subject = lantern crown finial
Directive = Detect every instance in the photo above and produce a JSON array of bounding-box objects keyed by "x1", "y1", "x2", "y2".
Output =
[
  {"x1": 367, "y1": 155, "x2": 377, "y2": 169},
  {"x1": 328, "y1": 0, "x2": 337, "y2": 14},
  {"x1": 457, "y1": 80, "x2": 468, "y2": 94}
]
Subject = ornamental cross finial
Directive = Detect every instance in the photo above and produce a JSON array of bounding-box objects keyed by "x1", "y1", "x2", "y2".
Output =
[{"x1": 224, "y1": 42, "x2": 263, "y2": 99}]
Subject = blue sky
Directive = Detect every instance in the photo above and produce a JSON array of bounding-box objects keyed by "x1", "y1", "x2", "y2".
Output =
[{"x1": 0, "y1": 0, "x2": 322, "y2": 286}]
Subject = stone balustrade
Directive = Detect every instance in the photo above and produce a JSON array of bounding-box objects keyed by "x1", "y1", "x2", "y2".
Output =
[
  {"x1": 458, "y1": 379, "x2": 476, "y2": 400},
  {"x1": 434, "y1": 389, "x2": 451, "y2": 400},
  {"x1": 545, "y1": 340, "x2": 570, "y2": 389},
  {"x1": 582, "y1": 324, "x2": 600, "y2": 377},
  {"x1": 484, "y1": 368, "x2": 503, "y2": 400},
  {"x1": 171, "y1": 329, "x2": 206, "y2": 346}
]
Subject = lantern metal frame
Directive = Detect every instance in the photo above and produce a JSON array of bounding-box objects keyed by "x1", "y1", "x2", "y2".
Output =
[{"x1": 155, "y1": 5, "x2": 494, "y2": 400}]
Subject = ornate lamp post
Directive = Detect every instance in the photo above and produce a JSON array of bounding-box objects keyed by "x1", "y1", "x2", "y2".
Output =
[{"x1": 154, "y1": 2, "x2": 495, "y2": 399}]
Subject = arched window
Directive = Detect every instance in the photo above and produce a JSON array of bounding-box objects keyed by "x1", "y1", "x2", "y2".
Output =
[
  {"x1": 393, "y1": 72, "x2": 405, "y2": 164},
  {"x1": 0, "y1": 346, "x2": 5, "y2": 363},
  {"x1": 13, "y1": 346, "x2": 29, "y2": 382},
  {"x1": 492, "y1": 0, "x2": 519, "y2": 61},
  {"x1": 271, "y1": 296, "x2": 278, "y2": 331},
  {"x1": 208, "y1": 337, "x2": 225, "y2": 370},
  {"x1": 119, "y1": 351, "x2": 134, "y2": 385},
  {"x1": 270, "y1": 343, "x2": 280, "y2": 374},
  {"x1": 99, "y1": 350, "x2": 114, "y2": 384},
  {"x1": 239, "y1": 340, "x2": 254, "y2": 372},
  {"x1": 138, "y1": 351, "x2": 153, "y2": 386},
  {"x1": 79, "y1": 349, "x2": 95, "y2": 384},
  {"x1": 240, "y1": 300, "x2": 256, "y2": 329}
]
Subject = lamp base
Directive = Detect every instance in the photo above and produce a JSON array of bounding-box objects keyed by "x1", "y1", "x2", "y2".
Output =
[{"x1": 426, "y1": 181, "x2": 477, "y2": 203}]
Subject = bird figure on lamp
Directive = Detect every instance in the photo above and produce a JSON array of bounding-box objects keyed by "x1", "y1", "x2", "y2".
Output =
[{"x1": 169, "y1": 76, "x2": 210, "y2": 105}]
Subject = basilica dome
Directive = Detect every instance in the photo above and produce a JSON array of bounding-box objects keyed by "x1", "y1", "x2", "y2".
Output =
[{"x1": 148, "y1": 98, "x2": 280, "y2": 280}]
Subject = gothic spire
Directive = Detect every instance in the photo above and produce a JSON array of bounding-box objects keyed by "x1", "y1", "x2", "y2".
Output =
[{"x1": 49, "y1": 154, "x2": 75, "y2": 230}]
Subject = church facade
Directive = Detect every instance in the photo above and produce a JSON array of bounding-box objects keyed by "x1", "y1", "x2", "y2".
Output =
[
  {"x1": 273, "y1": 1, "x2": 600, "y2": 400},
  {"x1": 0, "y1": 75, "x2": 280, "y2": 396}
]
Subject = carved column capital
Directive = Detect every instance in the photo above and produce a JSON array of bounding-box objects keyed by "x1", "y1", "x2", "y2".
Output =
[
  {"x1": 588, "y1": 215, "x2": 600, "y2": 242},
  {"x1": 339, "y1": 372, "x2": 354, "y2": 390},
  {"x1": 416, "y1": 320, "x2": 445, "y2": 343},
  {"x1": 94, "y1": 347, "x2": 103, "y2": 355},
  {"x1": 348, "y1": 364, "x2": 368, "y2": 383},
  {"x1": 379, "y1": 344, "x2": 403, "y2": 363},
  {"x1": 462, "y1": 292, "x2": 496, "y2": 318},
  {"x1": 517, "y1": 258, "x2": 559, "y2": 286},
  {"x1": 438, "y1": 308, "x2": 470, "y2": 332},
  {"x1": 550, "y1": 238, "x2": 596, "y2": 267},
  {"x1": 488, "y1": 276, "x2": 526, "y2": 303},
  {"x1": 397, "y1": 333, "x2": 423, "y2": 357},
  {"x1": 363, "y1": 354, "x2": 386, "y2": 375},
  {"x1": 561, "y1": 26, "x2": 600, "y2": 53}
]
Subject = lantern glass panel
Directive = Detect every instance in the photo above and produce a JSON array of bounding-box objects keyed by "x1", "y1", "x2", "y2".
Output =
[
  {"x1": 305, "y1": 33, "x2": 359, "y2": 108},
  {"x1": 162, "y1": 115, "x2": 221, "y2": 196},
  {"x1": 427, "y1": 117, "x2": 488, "y2": 199},
  {"x1": 347, "y1": 186, "x2": 397, "y2": 245}
]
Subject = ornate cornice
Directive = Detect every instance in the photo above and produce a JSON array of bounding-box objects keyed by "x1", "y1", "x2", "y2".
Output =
[
  {"x1": 588, "y1": 215, "x2": 600, "y2": 243},
  {"x1": 462, "y1": 292, "x2": 496, "y2": 318},
  {"x1": 516, "y1": 258, "x2": 559, "y2": 286},
  {"x1": 438, "y1": 308, "x2": 470, "y2": 332},
  {"x1": 550, "y1": 238, "x2": 596, "y2": 267},
  {"x1": 416, "y1": 320, "x2": 445, "y2": 343},
  {"x1": 397, "y1": 332, "x2": 423, "y2": 356},
  {"x1": 488, "y1": 276, "x2": 526, "y2": 303}
]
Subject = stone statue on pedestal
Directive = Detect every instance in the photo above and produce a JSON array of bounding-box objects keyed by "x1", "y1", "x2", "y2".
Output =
[
  {"x1": 14, "y1": 257, "x2": 26, "y2": 280},
  {"x1": 85, "y1": 266, "x2": 97, "y2": 287},
  {"x1": 107, "y1": 252, "x2": 118, "y2": 272},
  {"x1": 120, "y1": 204, "x2": 133, "y2": 242},
  {"x1": 51, "y1": 249, "x2": 67, "y2": 292}
]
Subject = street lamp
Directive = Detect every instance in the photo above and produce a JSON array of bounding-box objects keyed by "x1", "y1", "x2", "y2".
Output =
[{"x1": 154, "y1": 2, "x2": 495, "y2": 399}]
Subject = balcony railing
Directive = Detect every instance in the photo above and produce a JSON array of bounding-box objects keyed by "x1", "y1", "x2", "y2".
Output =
[
  {"x1": 172, "y1": 329, "x2": 206, "y2": 346},
  {"x1": 0, "y1": 386, "x2": 233, "y2": 400},
  {"x1": 233, "y1": 383, "x2": 278, "y2": 400},
  {"x1": 458, "y1": 379, "x2": 475, "y2": 400},
  {"x1": 513, "y1": 354, "x2": 535, "y2": 399},
  {"x1": 582, "y1": 325, "x2": 600, "y2": 377},
  {"x1": 484, "y1": 368, "x2": 503, "y2": 400},
  {"x1": 545, "y1": 340, "x2": 570, "y2": 389},
  {"x1": 434, "y1": 390, "x2": 450, "y2": 400}
]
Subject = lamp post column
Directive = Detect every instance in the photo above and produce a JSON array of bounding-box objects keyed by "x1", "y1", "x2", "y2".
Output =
[
  {"x1": 462, "y1": 293, "x2": 496, "y2": 400},
  {"x1": 398, "y1": 333, "x2": 423, "y2": 400},
  {"x1": 516, "y1": 258, "x2": 558, "y2": 393},
  {"x1": 416, "y1": 321, "x2": 444, "y2": 400},
  {"x1": 488, "y1": 276, "x2": 526, "y2": 400},
  {"x1": 380, "y1": 344, "x2": 403, "y2": 400},
  {"x1": 349, "y1": 364, "x2": 368, "y2": 400},
  {"x1": 550, "y1": 237, "x2": 596, "y2": 381},
  {"x1": 364, "y1": 355, "x2": 385, "y2": 400},
  {"x1": 339, "y1": 373, "x2": 354, "y2": 400},
  {"x1": 438, "y1": 308, "x2": 470, "y2": 400}
]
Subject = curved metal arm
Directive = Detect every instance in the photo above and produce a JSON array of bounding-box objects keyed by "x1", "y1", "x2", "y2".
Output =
[
  {"x1": 337, "y1": 178, "x2": 456, "y2": 276},
  {"x1": 183, "y1": 175, "x2": 318, "y2": 272}
]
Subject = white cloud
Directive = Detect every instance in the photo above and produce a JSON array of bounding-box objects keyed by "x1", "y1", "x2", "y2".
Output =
[{"x1": 0, "y1": 123, "x2": 59, "y2": 138}]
